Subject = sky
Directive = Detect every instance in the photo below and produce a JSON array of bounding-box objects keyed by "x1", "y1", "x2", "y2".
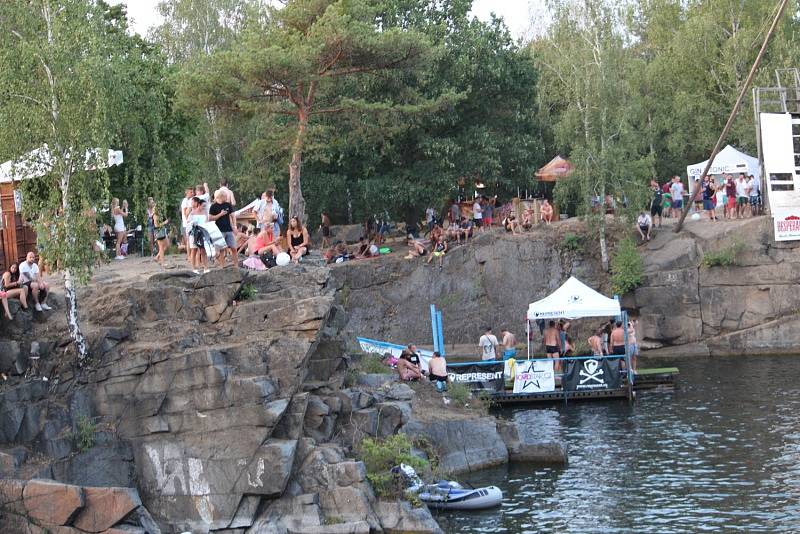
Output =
[{"x1": 111, "y1": 0, "x2": 544, "y2": 41}]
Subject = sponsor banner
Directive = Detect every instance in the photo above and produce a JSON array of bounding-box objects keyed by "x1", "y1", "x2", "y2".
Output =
[
  {"x1": 447, "y1": 362, "x2": 505, "y2": 392},
  {"x1": 356, "y1": 337, "x2": 432, "y2": 372},
  {"x1": 563, "y1": 358, "x2": 621, "y2": 392},
  {"x1": 773, "y1": 210, "x2": 800, "y2": 242},
  {"x1": 513, "y1": 359, "x2": 556, "y2": 393}
]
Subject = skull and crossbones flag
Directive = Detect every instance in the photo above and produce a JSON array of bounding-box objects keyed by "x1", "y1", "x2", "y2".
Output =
[{"x1": 563, "y1": 358, "x2": 621, "y2": 391}]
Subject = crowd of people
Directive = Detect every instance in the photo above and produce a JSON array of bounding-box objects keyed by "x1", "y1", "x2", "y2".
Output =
[
  {"x1": 637, "y1": 173, "x2": 762, "y2": 243},
  {"x1": 0, "y1": 252, "x2": 52, "y2": 321}
]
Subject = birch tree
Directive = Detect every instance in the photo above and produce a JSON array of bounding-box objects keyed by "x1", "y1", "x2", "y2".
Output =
[
  {"x1": 535, "y1": 0, "x2": 650, "y2": 270},
  {"x1": 0, "y1": 0, "x2": 123, "y2": 360}
]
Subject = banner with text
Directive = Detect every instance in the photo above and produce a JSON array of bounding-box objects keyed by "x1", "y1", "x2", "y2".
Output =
[
  {"x1": 513, "y1": 359, "x2": 556, "y2": 393},
  {"x1": 447, "y1": 362, "x2": 505, "y2": 392},
  {"x1": 563, "y1": 358, "x2": 621, "y2": 391}
]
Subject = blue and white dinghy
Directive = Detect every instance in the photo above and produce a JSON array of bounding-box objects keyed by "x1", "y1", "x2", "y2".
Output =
[{"x1": 394, "y1": 464, "x2": 503, "y2": 511}]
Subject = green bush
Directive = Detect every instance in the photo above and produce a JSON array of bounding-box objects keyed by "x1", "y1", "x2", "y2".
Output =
[
  {"x1": 70, "y1": 416, "x2": 96, "y2": 453},
  {"x1": 447, "y1": 382, "x2": 471, "y2": 405},
  {"x1": 562, "y1": 233, "x2": 584, "y2": 253},
  {"x1": 359, "y1": 434, "x2": 429, "y2": 498},
  {"x1": 702, "y1": 240, "x2": 744, "y2": 268},
  {"x1": 236, "y1": 283, "x2": 258, "y2": 301},
  {"x1": 610, "y1": 238, "x2": 644, "y2": 295},
  {"x1": 358, "y1": 356, "x2": 393, "y2": 375}
]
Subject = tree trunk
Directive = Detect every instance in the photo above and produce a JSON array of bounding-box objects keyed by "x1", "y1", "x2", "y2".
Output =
[
  {"x1": 598, "y1": 183, "x2": 609, "y2": 271},
  {"x1": 289, "y1": 110, "x2": 308, "y2": 224},
  {"x1": 205, "y1": 107, "x2": 224, "y2": 180},
  {"x1": 63, "y1": 268, "x2": 88, "y2": 361}
]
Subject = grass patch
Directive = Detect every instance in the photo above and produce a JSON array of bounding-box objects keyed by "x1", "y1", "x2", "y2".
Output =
[
  {"x1": 701, "y1": 239, "x2": 744, "y2": 268},
  {"x1": 358, "y1": 355, "x2": 393, "y2": 374},
  {"x1": 610, "y1": 237, "x2": 644, "y2": 295},
  {"x1": 447, "y1": 382, "x2": 471, "y2": 405},
  {"x1": 562, "y1": 233, "x2": 584, "y2": 253},
  {"x1": 358, "y1": 434, "x2": 429, "y2": 498}
]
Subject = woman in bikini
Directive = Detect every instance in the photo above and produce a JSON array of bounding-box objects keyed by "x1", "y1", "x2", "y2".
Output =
[{"x1": 1, "y1": 263, "x2": 29, "y2": 320}]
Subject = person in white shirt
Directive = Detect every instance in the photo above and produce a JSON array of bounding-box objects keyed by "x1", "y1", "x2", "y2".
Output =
[
  {"x1": 670, "y1": 177, "x2": 684, "y2": 212},
  {"x1": 735, "y1": 174, "x2": 749, "y2": 218},
  {"x1": 479, "y1": 327, "x2": 499, "y2": 361},
  {"x1": 472, "y1": 198, "x2": 483, "y2": 232},
  {"x1": 747, "y1": 174, "x2": 761, "y2": 216},
  {"x1": 636, "y1": 211, "x2": 652, "y2": 242},
  {"x1": 180, "y1": 187, "x2": 194, "y2": 259},
  {"x1": 20, "y1": 252, "x2": 51, "y2": 312},
  {"x1": 195, "y1": 182, "x2": 211, "y2": 216}
]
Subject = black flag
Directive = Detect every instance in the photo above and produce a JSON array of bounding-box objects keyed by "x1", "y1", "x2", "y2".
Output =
[{"x1": 563, "y1": 358, "x2": 621, "y2": 391}]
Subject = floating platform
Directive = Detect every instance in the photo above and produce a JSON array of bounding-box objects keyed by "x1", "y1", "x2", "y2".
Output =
[
  {"x1": 488, "y1": 367, "x2": 678, "y2": 406},
  {"x1": 633, "y1": 367, "x2": 679, "y2": 389}
]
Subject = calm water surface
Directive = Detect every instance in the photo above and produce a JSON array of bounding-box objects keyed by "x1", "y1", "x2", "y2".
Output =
[{"x1": 434, "y1": 355, "x2": 800, "y2": 533}]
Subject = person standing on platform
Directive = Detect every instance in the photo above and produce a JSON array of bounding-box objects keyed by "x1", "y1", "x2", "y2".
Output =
[
  {"x1": 610, "y1": 321, "x2": 626, "y2": 359},
  {"x1": 724, "y1": 175, "x2": 737, "y2": 219},
  {"x1": 627, "y1": 319, "x2": 639, "y2": 372},
  {"x1": 501, "y1": 328, "x2": 517, "y2": 360},
  {"x1": 736, "y1": 174, "x2": 749, "y2": 219},
  {"x1": 588, "y1": 330, "x2": 605, "y2": 356},
  {"x1": 543, "y1": 321, "x2": 562, "y2": 371},
  {"x1": 747, "y1": 174, "x2": 761, "y2": 216},
  {"x1": 479, "y1": 327, "x2": 499, "y2": 361}
]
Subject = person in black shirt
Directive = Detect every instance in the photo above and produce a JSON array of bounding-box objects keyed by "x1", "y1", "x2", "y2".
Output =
[
  {"x1": 209, "y1": 190, "x2": 237, "y2": 267},
  {"x1": 649, "y1": 180, "x2": 663, "y2": 227},
  {"x1": 701, "y1": 176, "x2": 718, "y2": 222}
]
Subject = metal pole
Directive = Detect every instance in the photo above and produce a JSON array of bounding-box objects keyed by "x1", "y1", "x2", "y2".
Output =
[
  {"x1": 436, "y1": 311, "x2": 445, "y2": 357},
  {"x1": 623, "y1": 311, "x2": 633, "y2": 402},
  {"x1": 526, "y1": 320, "x2": 531, "y2": 360},
  {"x1": 430, "y1": 305, "x2": 439, "y2": 354},
  {"x1": 675, "y1": 0, "x2": 791, "y2": 233}
]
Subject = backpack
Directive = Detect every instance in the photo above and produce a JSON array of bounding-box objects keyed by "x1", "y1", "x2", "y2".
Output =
[{"x1": 260, "y1": 250, "x2": 277, "y2": 269}]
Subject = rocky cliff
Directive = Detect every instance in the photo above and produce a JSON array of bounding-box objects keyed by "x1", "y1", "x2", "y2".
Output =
[{"x1": 0, "y1": 259, "x2": 565, "y2": 534}]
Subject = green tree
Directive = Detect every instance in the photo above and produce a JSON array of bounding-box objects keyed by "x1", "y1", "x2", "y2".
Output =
[
  {"x1": 182, "y1": 0, "x2": 432, "y2": 223},
  {"x1": 536, "y1": 0, "x2": 651, "y2": 270},
  {"x1": 0, "y1": 0, "x2": 127, "y2": 360}
]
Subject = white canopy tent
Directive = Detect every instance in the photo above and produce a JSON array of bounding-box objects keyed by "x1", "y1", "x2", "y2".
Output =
[
  {"x1": 527, "y1": 276, "x2": 621, "y2": 320},
  {"x1": 686, "y1": 145, "x2": 760, "y2": 181},
  {"x1": 0, "y1": 145, "x2": 123, "y2": 184}
]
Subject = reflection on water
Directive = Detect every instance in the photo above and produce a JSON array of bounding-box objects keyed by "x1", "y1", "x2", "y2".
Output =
[{"x1": 434, "y1": 356, "x2": 800, "y2": 533}]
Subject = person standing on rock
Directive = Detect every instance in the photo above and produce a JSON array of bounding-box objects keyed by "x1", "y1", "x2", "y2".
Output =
[
  {"x1": 216, "y1": 179, "x2": 236, "y2": 206},
  {"x1": 736, "y1": 174, "x2": 749, "y2": 219},
  {"x1": 180, "y1": 186, "x2": 193, "y2": 259},
  {"x1": 209, "y1": 190, "x2": 237, "y2": 268},
  {"x1": 501, "y1": 328, "x2": 517, "y2": 360},
  {"x1": 649, "y1": 180, "x2": 663, "y2": 227},
  {"x1": 472, "y1": 197, "x2": 484, "y2": 232},
  {"x1": 428, "y1": 351, "x2": 449, "y2": 392},
  {"x1": 188, "y1": 196, "x2": 210, "y2": 274},
  {"x1": 747, "y1": 174, "x2": 761, "y2": 216},
  {"x1": 479, "y1": 327, "x2": 499, "y2": 361},
  {"x1": 670, "y1": 176, "x2": 684, "y2": 215},
  {"x1": 543, "y1": 321, "x2": 562, "y2": 371}
]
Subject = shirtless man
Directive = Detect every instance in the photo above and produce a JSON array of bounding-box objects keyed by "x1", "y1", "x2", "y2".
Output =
[
  {"x1": 588, "y1": 330, "x2": 605, "y2": 356},
  {"x1": 428, "y1": 351, "x2": 448, "y2": 392},
  {"x1": 610, "y1": 321, "x2": 626, "y2": 357},
  {"x1": 543, "y1": 320, "x2": 563, "y2": 371},
  {"x1": 541, "y1": 200, "x2": 554, "y2": 225},
  {"x1": 500, "y1": 328, "x2": 517, "y2": 360}
]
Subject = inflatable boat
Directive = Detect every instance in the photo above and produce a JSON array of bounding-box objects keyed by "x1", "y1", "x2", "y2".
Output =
[
  {"x1": 394, "y1": 464, "x2": 503, "y2": 510},
  {"x1": 415, "y1": 481, "x2": 503, "y2": 510}
]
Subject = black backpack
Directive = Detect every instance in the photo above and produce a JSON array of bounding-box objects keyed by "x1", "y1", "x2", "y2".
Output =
[{"x1": 259, "y1": 250, "x2": 277, "y2": 269}]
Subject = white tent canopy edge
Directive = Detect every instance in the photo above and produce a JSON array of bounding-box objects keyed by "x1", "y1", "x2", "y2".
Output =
[
  {"x1": 0, "y1": 145, "x2": 123, "y2": 184},
  {"x1": 685, "y1": 144, "x2": 760, "y2": 181},
  {"x1": 527, "y1": 276, "x2": 621, "y2": 320}
]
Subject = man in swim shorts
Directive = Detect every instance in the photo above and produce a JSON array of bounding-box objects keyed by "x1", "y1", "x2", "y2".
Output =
[{"x1": 543, "y1": 320, "x2": 563, "y2": 371}]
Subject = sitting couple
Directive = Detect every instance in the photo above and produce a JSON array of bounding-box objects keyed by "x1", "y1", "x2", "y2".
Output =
[{"x1": 396, "y1": 349, "x2": 448, "y2": 392}]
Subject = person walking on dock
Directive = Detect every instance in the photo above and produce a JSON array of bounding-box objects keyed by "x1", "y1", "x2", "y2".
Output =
[
  {"x1": 479, "y1": 327, "x2": 499, "y2": 361},
  {"x1": 501, "y1": 328, "x2": 517, "y2": 360}
]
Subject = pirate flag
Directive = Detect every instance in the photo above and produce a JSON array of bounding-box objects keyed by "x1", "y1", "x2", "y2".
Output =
[{"x1": 563, "y1": 358, "x2": 621, "y2": 391}]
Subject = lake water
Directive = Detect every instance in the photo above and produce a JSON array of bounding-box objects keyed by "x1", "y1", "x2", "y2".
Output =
[{"x1": 433, "y1": 355, "x2": 800, "y2": 533}]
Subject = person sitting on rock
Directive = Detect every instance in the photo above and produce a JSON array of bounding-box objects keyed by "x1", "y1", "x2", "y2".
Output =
[
  {"x1": 428, "y1": 351, "x2": 448, "y2": 392},
  {"x1": 503, "y1": 214, "x2": 521, "y2": 235},
  {"x1": 458, "y1": 217, "x2": 474, "y2": 242},
  {"x1": 426, "y1": 234, "x2": 447, "y2": 269},
  {"x1": 20, "y1": 252, "x2": 51, "y2": 312},
  {"x1": 540, "y1": 200, "x2": 554, "y2": 225},
  {"x1": 396, "y1": 352, "x2": 422, "y2": 381},
  {"x1": 636, "y1": 211, "x2": 652, "y2": 242},
  {"x1": 521, "y1": 208, "x2": 533, "y2": 230},
  {"x1": 356, "y1": 236, "x2": 373, "y2": 258},
  {"x1": 250, "y1": 226, "x2": 281, "y2": 258},
  {"x1": 1, "y1": 263, "x2": 29, "y2": 319}
]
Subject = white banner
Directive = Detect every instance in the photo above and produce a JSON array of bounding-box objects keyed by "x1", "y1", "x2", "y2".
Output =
[
  {"x1": 513, "y1": 359, "x2": 555, "y2": 393},
  {"x1": 773, "y1": 209, "x2": 800, "y2": 242},
  {"x1": 356, "y1": 337, "x2": 432, "y2": 372}
]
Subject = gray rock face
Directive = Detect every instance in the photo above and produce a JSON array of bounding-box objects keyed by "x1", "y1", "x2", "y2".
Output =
[{"x1": 403, "y1": 416, "x2": 508, "y2": 475}]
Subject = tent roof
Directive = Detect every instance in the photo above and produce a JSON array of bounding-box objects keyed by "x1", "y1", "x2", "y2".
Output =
[
  {"x1": 535, "y1": 155, "x2": 574, "y2": 182},
  {"x1": 527, "y1": 276, "x2": 621, "y2": 320},
  {"x1": 686, "y1": 145, "x2": 760, "y2": 181},
  {"x1": 0, "y1": 145, "x2": 123, "y2": 184}
]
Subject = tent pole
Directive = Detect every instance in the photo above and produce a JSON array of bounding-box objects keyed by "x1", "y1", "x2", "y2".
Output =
[
  {"x1": 526, "y1": 320, "x2": 530, "y2": 361},
  {"x1": 623, "y1": 311, "x2": 633, "y2": 402}
]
